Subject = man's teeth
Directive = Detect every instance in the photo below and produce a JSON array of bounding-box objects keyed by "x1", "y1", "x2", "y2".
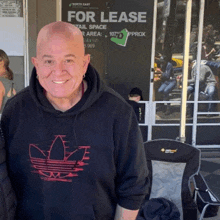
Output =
[{"x1": 53, "y1": 81, "x2": 66, "y2": 84}]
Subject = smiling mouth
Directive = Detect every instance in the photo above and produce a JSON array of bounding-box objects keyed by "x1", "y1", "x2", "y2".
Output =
[{"x1": 52, "y1": 80, "x2": 68, "y2": 84}]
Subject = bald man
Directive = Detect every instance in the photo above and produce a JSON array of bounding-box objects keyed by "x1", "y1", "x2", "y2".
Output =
[{"x1": 0, "y1": 21, "x2": 148, "y2": 220}]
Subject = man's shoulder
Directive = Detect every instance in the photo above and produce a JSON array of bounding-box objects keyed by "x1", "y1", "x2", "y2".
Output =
[
  {"x1": 8, "y1": 86, "x2": 30, "y2": 101},
  {"x1": 2, "y1": 86, "x2": 31, "y2": 112},
  {"x1": 201, "y1": 64, "x2": 212, "y2": 73},
  {"x1": 95, "y1": 86, "x2": 134, "y2": 116},
  {"x1": 102, "y1": 86, "x2": 131, "y2": 107},
  {"x1": 126, "y1": 100, "x2": 139, "y2": 108}
]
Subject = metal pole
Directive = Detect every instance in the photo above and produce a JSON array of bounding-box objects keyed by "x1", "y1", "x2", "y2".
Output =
[
  {"x1": 163, "y1": 0, "x2": 177, "y2": 62},
  {"x1": 56, "y1": 0, "x2": 62, "y2": 21},
  {"x1": 179, "y1": 0, "x2": 192, "y2": 143},
  {"x1": 23, "y1": 0, "x2": 29, "y2": 87},
  {"x1": 192, "y1": 0, "x2": 205, "y2": 146},
  {"x1": 148, "y1": 0, "x2": 158, "y2": 141}
]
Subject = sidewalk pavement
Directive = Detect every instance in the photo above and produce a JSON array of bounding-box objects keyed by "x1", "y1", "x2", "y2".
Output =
[{"x1": 198, "y1": 156, "x2": 220, "y2": 219}]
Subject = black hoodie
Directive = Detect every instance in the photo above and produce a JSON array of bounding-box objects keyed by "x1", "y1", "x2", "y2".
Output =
[{"x1": 1, "y1": 64, "x2": 148, "y2": 220}]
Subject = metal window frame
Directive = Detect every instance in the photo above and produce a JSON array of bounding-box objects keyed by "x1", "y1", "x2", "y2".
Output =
[{"x1": 24, "y1": 0, "x2": 29, "y2": 87}]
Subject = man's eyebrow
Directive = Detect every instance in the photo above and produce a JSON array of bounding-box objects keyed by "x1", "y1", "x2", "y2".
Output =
[
  {"x1": 42, "y1": 55, "x2": 53, "y2": 59},
  {"x1": 64, "y1": 54, "x2": 77, "y2": 58}
]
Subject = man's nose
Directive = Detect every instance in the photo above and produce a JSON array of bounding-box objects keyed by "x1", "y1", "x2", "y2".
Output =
[{"x1": 53, "y1": 61, "x2": 65, "y2": 74}]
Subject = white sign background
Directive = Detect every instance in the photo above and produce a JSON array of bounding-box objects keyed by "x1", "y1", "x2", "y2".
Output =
[{"x1": 0, "y1": 17, "x2": 24, "y2": 56}]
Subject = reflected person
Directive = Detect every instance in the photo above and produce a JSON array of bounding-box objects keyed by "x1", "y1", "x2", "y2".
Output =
[{"x1": 0, "y1": 49, "x2": 16, "y2": 113}]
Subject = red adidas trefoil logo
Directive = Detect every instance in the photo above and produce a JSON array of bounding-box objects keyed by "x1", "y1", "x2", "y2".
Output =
[{"x1": 29, "y1": 135, "x2": 90, "y2": 182}]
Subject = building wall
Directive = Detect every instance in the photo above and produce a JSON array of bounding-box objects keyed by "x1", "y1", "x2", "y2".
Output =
[{"x1": 28, "y1": 0, "x2": 56, "y2": 74}]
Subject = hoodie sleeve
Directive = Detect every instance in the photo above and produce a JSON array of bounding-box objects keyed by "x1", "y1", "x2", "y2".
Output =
[
  {"x1": 0, "y1": 126, "x2": 17, "y2": 220},
  {"x1": 113, "y1": 104, "x2": 149, "y2": 210}
]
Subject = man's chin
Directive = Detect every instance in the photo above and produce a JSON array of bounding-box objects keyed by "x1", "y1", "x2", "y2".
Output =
[{"x1": 46, "y1": 91, "x2": 69, "y2": 99}]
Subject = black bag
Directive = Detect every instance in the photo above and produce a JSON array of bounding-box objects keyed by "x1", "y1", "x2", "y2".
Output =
[
  {"x1": 197, "y1": 195, "x2": 219, "y2": 218},
  {"x1": 137, "y1": 197, "x2": 180, "y2": 220}
]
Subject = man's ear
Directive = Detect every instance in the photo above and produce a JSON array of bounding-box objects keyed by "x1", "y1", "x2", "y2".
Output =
[
  {"x1": 83, "y1": 54, "x2": 90, "y2": 70},
  {"x1": 31, "y1": 57, "x2": 38, "y2": 68}
]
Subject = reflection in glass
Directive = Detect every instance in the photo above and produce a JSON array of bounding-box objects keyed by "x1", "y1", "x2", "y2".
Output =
[{"x1": 156, "y1": 102, "x2": 181, "y2": 124}]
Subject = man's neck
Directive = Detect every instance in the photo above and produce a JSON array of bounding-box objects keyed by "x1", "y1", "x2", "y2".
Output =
[{"x1": 46, "y1": 80, "x2": 87, "y2": 112}]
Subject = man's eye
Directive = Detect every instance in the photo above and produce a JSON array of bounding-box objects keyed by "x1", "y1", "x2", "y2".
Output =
[
  {"x1": 65, "y1": 59, "x2": 74, "y2": 64},
  {"x1": 44, "y1": 60, "x2": 54, "y2": 65}
]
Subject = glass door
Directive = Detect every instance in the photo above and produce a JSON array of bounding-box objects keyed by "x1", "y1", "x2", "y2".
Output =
[
  {"x1": 0, "y1": 0, "x2": 27, "y2": 114},
  {"x1": 147, "y1": 0, "x2": 220, "y2": 148}
]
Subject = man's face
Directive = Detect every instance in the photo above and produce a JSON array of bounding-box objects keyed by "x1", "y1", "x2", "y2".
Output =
[
  {"x1": 32, "y1": 34, "x2": 90, "y2": 100},
  {"x1": 129, "y1": 95, "x2": 141, "y2": 102}
]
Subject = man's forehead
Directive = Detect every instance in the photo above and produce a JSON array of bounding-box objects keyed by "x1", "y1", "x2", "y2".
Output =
[
  {"x1": 38, "y1": 23, "x2": 83, "y2": 45},
  {"x1": 39, "y1": 32, "x2": 83, "y2": 46},
  {"x1": 36, "y1": 22, "x2": 84, "y2": 56},
  {"x1": 37, "y1": 34, "x2": 85, "y2": 57}
]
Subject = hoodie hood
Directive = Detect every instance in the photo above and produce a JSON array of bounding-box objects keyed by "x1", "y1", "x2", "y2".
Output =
[{"x1": 29, "y1": 64, "x2": 105, "y2": 116}]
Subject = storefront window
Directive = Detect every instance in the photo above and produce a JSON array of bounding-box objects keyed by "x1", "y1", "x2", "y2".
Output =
[
  {"x1": 153, "y1": 0, "x2": 220, "y2": 124},
  {"x1": 0, "y1": 0, "x2": 25, "y2": 114}
]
